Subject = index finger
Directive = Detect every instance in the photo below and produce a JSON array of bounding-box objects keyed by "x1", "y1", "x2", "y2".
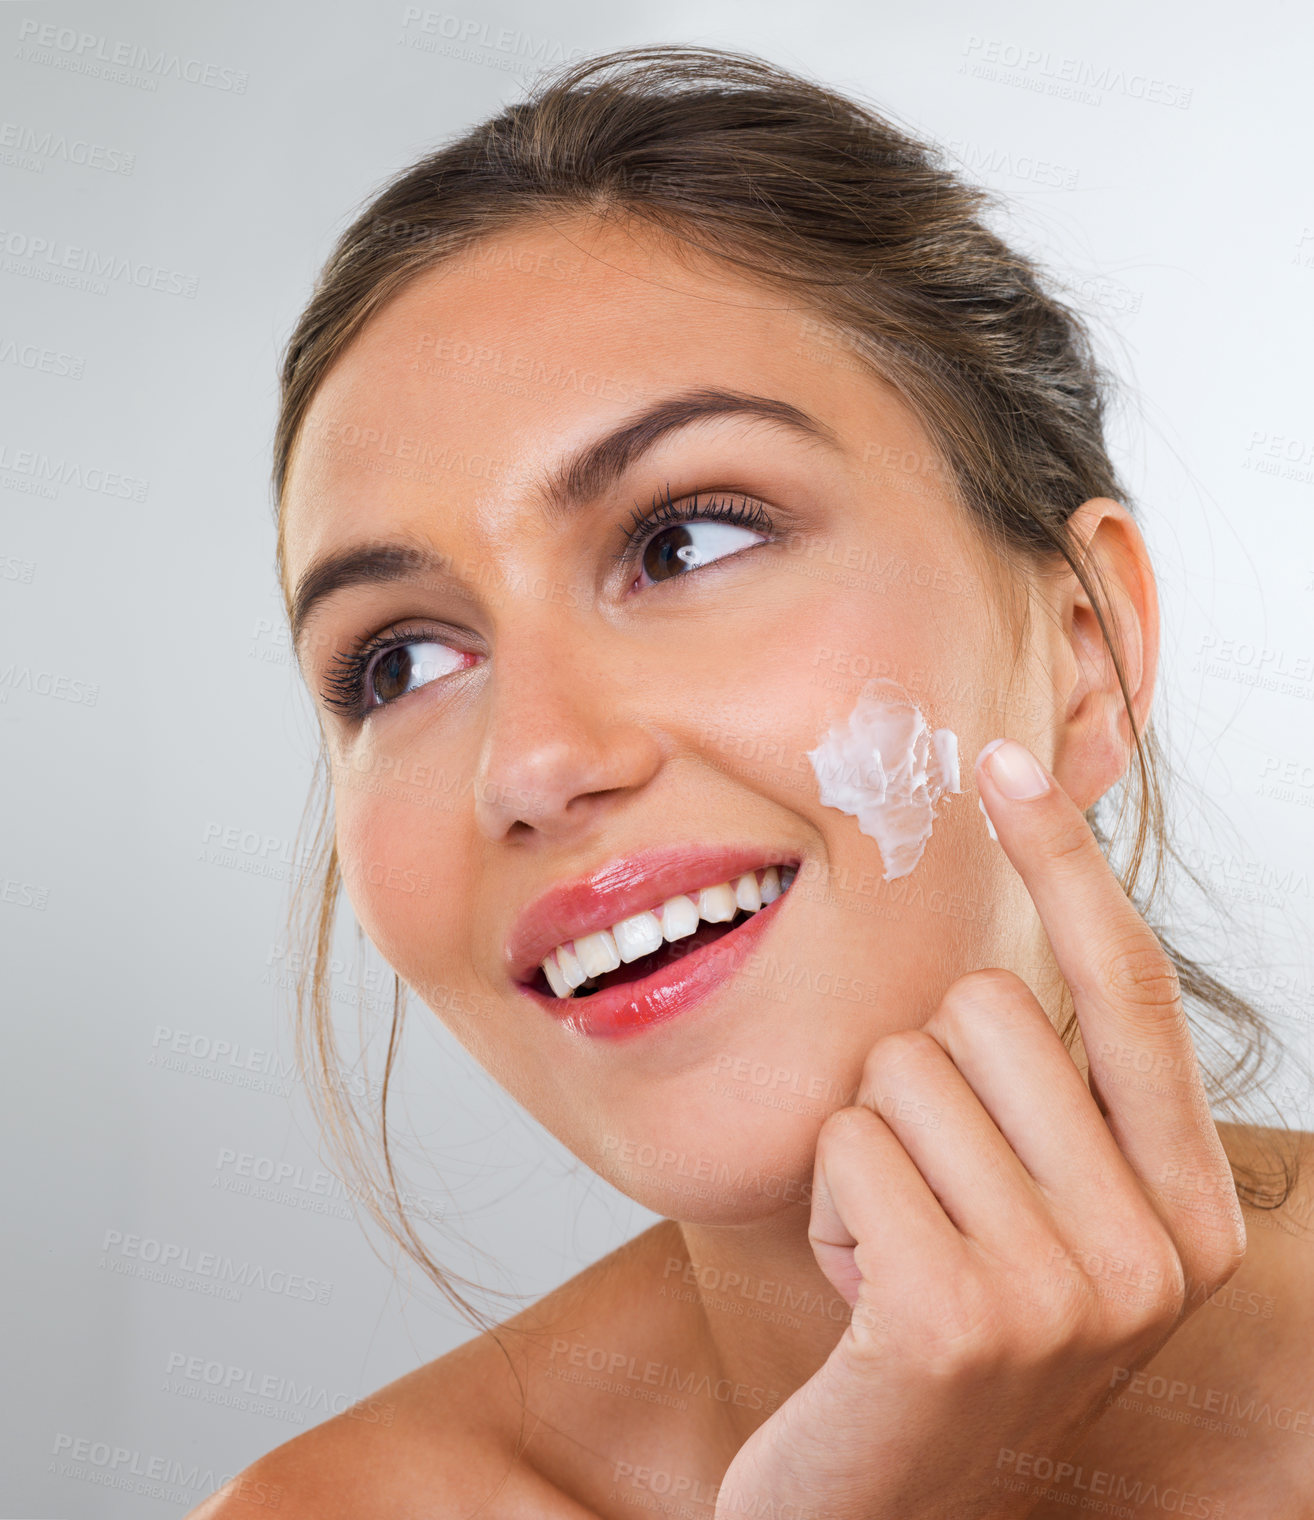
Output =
[{"x1": 973, "y1": 737, "x2": 1239, "y2": 1239}]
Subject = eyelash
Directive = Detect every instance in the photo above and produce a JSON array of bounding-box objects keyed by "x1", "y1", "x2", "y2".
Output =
[
  {"x1": 320, "y1": 484, "x2": 776, "y2": 719},
  {"x1": 612, "y1": 484, "x2": 775, "y2": 572},
  {"x1": 320, "y1": 621, "x2": 446, "y2": 719}
]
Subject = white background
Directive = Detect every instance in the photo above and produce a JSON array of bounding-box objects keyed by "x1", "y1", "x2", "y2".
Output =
[{"x1": 3, "y1": 0, "x2": 1312, "y2": 1513}]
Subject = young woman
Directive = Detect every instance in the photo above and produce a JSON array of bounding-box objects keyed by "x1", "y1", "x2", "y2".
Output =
[{"x1": 192, "y1": 45, "x2": 1314, "y2": 1520}]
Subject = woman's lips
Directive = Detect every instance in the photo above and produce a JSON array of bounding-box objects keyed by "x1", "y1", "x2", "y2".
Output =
[
  {"x1": 505, "y1": 843, "x2": 799, "y2": 987},
  {"x1": 517, "y1": 882, "x2": 790, "y2": 1039}
]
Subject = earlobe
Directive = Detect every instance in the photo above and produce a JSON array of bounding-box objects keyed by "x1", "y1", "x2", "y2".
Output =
[{"x1": 1054, "y1": 497, "x2": 1160, "y2": 807}]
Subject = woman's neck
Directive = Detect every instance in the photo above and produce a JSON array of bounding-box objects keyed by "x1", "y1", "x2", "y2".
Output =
[{"x1": 671, "y1": 1210, "x2": 853, "y2": 1451}]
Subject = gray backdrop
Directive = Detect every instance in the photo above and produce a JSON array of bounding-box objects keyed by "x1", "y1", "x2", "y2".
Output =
[{"x1": 3, "y1": 0, "x2": 1312, "y2": 1513}]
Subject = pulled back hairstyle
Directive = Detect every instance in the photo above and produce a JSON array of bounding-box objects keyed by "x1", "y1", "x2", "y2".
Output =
[{"x1": 274, "y1": 44, "x2": 1302, "y2": 1326}]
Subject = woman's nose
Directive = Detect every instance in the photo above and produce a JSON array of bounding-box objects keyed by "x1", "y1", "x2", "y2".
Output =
[{"x1": 471, "y1": 637, "x2": 666, "y2": 843}]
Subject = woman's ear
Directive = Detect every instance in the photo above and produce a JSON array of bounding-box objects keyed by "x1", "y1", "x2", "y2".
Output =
[{"x1": 1050, "y1": 496, "x2": 1160, "y2": 810}]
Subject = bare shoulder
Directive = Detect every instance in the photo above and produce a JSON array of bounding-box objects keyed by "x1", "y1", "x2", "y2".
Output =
[
  {"x1": 1221, "y1": 1121, "x2": 1314, "y2": 1307},
  {"x1": 182, "y1": 1222, "x2": 687, "y2": 1520},
  {"x1": 182, "y1": 1330, "x2": 597, "y2": 1519},
  {"x1": 1218, "y1": 1119, "x2": 1314, "y2": 1242},
  {"x1": 1008, "y1": 1123, "x2": 1314, "y2": 1518},
  {"x1": 1133, "y1": 1122, "x2": 1314, "y2": 1485}
]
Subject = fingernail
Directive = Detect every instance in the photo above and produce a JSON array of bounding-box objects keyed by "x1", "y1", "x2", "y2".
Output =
[
  {"x1": 978, "y1": 795, "x2": 999, "y2": 841},
  {"x1": 979, "y1": 738, "x2": 1049, "y2": 800}
]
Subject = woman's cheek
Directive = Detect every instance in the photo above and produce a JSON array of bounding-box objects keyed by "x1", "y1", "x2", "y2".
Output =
[
  {"x1": 333, "y1": 793, "x2": 443, "y2": 980},
  {"x1": 689, "y1": 596, "x2": 910, "y2": 805}
]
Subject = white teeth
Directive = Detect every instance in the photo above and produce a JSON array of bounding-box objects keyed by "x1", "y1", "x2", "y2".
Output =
[
  {"x1": 697, "y1": 882, "x2": 738, "y2": 922},
  {"x1": 542, "y1": 953, "x2": 571, "y2": 999},
  {"x1": 613, "y1": 910, "x2": 664, "y2": 963},
  {"x1": 538, "y1": 863, "x2": 797, "y2": 997},
  {"x1": 556, "y1": 940, "x2": 588, "y2": 990},
  {"x1": 659, "y1": 894, "x2": 700, "y2": 941},
  {"x1": 574, "y1": 928, "x2": 621, "y2": 978}
]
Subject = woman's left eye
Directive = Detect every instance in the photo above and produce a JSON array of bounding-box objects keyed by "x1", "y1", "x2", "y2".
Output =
[{"x1": 622, "y1": 492, "x2": 776, "y2": 589}]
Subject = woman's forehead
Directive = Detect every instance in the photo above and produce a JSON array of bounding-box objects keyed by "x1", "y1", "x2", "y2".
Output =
[
  {"x1": 307, "y1": 218, "x2": 832, "y2": 407},
  {"x1": 280, "y1": 217, "x2": 938, "y2": 574}
]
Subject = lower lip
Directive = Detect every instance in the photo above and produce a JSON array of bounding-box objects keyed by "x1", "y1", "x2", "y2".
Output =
[{"x1": 519, "y1": 886, "x2": 792, "y2": 1040}]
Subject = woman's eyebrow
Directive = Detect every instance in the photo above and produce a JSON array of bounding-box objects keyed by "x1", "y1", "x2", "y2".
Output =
[
  {"x1": 290, "y1": 387, "x2": 838, "y2": 651},
  {"x1": 291, "y1": 538, "x2": 445, "y2": 655},
  {"x1": 532, "y1": 385, "x2": 839, "y2": 523}
]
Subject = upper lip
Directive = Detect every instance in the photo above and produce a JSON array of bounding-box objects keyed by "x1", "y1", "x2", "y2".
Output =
[{"x1": 505, "y1": 843, "x2": 800, "y2": 985}]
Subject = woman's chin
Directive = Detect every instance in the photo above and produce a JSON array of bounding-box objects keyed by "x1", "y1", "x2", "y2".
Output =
[{"x1": 589, "y1": 1115, "x2": 825, "y2": 1227}]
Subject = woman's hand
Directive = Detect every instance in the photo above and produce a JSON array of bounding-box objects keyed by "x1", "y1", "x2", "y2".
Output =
[{"x1": 714, "y1": 738, "x2": 1247, "y2": 1520}]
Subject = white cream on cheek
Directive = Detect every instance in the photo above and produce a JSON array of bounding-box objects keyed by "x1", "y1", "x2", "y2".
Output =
[{"x1": 805, "y1": 677, "x2": 962, "y2": 881}]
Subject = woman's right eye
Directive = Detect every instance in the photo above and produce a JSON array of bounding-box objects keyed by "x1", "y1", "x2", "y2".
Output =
[
  {"x1": 321, "y1": 628, "x2": 478, "y2": 719},
  {"x1": 366, "y1": 639, "x2": 471, "y2": 707}
]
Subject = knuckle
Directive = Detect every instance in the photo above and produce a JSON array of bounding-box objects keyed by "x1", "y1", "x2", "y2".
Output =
[
  {"x1": 1117, "y1": 1292, "x2": 1183, "y2": 1346},
  {"x1": 1100, "y1": 938, "x2": 1183, "y2": 1015},
  {"x1": 1034, "y1": 1292, "x2": 1098, "y2": 1361},
  {"x1": 930, "y1": 968, "x2": 1045, "y2": 1042},
  {"x1": 1142, "y1": 1243, "x2": 1187, "y2": 1321},
  {"x1": 1159, "y1": 1175, "x2": 1249, "y2": 1279},
  {"x1": 939, "y1": 967, "x2": 1033, "y2": 1016},
  {"x1": 1051, "y1": 1222, "x2": 1187, "y2": 1342},
  {"x1": 861, "y1": 1027, "x2": 942, "y2": 1088},
  {"x1": 817, "y1": 1103, "x2": 878, "y2": 1152},
  {"x1": 1045, "y1": 813, "x2": 1100, "y2": 870},
  {"x1": 1108, "y1": 1239, "x2": 1187, "y2": 1337},
  {"x1": 1189, "y1": 1209, "x2": 1249, "y2": 1290}
]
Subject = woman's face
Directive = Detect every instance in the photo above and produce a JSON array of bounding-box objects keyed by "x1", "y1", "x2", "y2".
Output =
[{"x1": 281, "y1": 215, "x2": 1088, "y2": 1223}]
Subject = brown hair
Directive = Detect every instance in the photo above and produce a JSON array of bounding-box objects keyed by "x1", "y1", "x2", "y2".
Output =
[{"x1": 274, "y1": 43, "x2": 1303, "y2": 1323}]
